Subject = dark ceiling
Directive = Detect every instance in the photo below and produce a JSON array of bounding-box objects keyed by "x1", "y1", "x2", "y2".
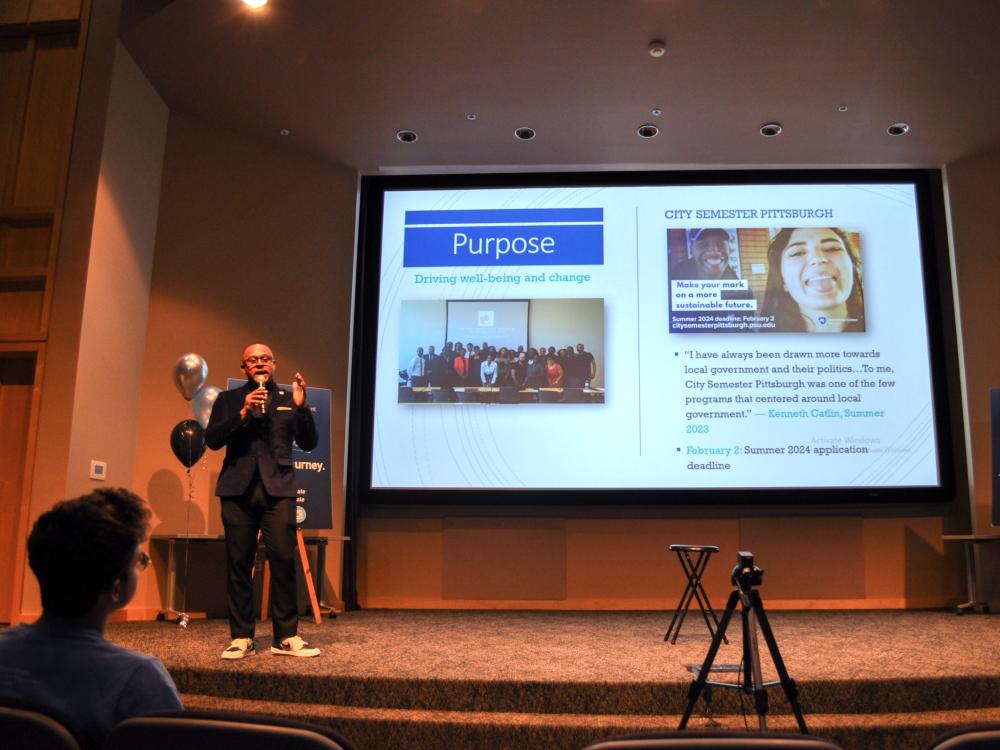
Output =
[{"x1": 119, "y1": 0, "x2": 1000, "y2": 174}]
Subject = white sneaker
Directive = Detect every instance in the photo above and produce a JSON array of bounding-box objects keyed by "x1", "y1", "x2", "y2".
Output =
[
  {"x1": 221, "y1": 637, "x2": 255, "y2": 660},
  {"x1": 270, "y1": 635, "x2": 320, "y2": 657}
]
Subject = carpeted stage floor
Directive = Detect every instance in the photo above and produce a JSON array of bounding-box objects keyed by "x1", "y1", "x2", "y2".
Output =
[{"x1": 107, "y1": 609, "x2": 1000, "y2": 749}]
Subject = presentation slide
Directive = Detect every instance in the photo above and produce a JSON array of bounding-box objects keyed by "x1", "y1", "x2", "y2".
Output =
[{"x1": 370, "y1": 182, "x2": 940, "y2": 491}]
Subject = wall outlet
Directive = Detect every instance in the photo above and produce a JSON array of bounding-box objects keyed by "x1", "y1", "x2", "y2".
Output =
[{"x1": 90, "y1": 460, "x2": 107, "y2": 480}]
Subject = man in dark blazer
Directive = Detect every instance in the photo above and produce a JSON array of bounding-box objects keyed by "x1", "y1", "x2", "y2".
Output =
[{"x1": 205, "y1": 343, "x2": 320, "y2": 660}]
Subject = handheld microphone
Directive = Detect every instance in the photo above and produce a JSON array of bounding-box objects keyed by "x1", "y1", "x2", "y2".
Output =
[{"x1": 255, "y1": 375, "x2": 267, "y2": 414}]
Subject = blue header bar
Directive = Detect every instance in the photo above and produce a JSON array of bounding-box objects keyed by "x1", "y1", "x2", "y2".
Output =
[
  {"x1": 404, "y1": 225, "x2": 603, "y2": 267},
  {"x1": 405, "y1": 207, "x2": 603, "y2": 225}
]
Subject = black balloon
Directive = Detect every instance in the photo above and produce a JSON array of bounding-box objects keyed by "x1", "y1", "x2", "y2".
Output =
[{"x1": 169, "y1": 419, "x2": 206, "y2": 467}]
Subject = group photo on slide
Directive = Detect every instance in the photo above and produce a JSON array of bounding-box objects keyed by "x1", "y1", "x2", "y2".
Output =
[
  {"x1": 667, "y1": 227, "x2": 866, "y2": 334},
  {"x1": 396, "y1": 298, "x2": 605, "y2": 404}
]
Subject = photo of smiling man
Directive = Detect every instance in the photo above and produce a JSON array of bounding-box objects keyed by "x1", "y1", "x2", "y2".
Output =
[
  {"x1": 759, "y1": 227, "x2": 866, "y2": 333},
  {"x1": 671, "y1": 227, "x2": 739, "y2": 281}
]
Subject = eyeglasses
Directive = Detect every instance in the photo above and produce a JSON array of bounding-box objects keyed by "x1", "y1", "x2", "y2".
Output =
[
  {"x1": 244, "y1": 355, "x2": 274, "y2": 365},
  {"x1": 136, "y1": 551, "x2": 150, "y2": 571}
]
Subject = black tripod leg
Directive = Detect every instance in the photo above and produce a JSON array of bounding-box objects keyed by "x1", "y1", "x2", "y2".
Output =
[
  {"x1": 743, "y1": 602, "x2": 769, "y2": 731},
  {"x1": 750, "y1": 591, "x2": 808, "y2": 733},
  {"x1": 679, "y1": 589, "x2": 739, "y2": 729}
]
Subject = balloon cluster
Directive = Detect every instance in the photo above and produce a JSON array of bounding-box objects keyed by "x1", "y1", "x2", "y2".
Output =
[{"x1": 169, "y1": 353, "x2": 222, "y2": 467}]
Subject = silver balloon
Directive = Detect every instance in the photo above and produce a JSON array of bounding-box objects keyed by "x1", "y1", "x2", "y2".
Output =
[
  {"x1": 173, "y1": 353, "x2": 208, "y2": 400},
  {"x1": 192, "y1": 385, "x2": 223, "y2": 428}
]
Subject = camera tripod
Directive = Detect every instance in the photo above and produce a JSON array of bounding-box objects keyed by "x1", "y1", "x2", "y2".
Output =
[{"x1": 678, "y1": 563, "x2": 807, "y2": 733}]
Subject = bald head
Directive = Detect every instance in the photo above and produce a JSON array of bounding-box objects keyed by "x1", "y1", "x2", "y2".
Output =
[{"x1": 240, "y1": 343, "x2": 275, "y2": 383}]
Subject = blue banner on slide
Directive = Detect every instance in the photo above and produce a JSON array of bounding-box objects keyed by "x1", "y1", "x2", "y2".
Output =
[
  {"x1": 227, "y1": 379, "x2": 332, "y2": 529},
  {"x1": 404, "y1": 225, "x2": 603, "y2": 267}
]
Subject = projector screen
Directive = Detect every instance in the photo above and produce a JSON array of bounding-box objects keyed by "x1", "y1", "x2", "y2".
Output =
[{"x1": 349, "y1": 170, "x2": 958, "y2": 504}]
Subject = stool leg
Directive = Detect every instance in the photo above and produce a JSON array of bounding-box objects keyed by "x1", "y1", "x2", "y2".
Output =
[
  {"x1": 690, "y1": 552, "x2": 728, "y2": 644},
  {"x1": 665, "y1": 550, "x2": 699, "y2": 643}
]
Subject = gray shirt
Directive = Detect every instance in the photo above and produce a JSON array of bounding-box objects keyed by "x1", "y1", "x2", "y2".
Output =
[{"x1": 0, "y1": 619, "x2": 182, "y2": 749}]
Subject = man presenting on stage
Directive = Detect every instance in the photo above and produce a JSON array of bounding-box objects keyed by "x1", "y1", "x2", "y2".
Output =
[{"x1": 206, "y1": 343, "x2": 320, "y2": 659}]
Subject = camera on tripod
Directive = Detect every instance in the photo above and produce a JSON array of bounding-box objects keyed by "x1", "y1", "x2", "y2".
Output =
[
  {"x1": 731, "y1": 551, "x2": 764, "y2": 592},
  {"x1": 682, "y1": 550, "x2": 808, "y2": 734}
]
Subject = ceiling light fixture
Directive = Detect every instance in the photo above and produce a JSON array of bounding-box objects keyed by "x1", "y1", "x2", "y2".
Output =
[
  {"x1": 837, "y1": 105, "x2": 849, "y2": 112},
  {"x1": 759, "y1": 122, "x2": 783, "y2": 137},
  {"x1": 514, "y1": 127, "x2": 536, "y2": 141},
  {"x1": 651, "y1": 107, "x2": 663, "y2": 117},
  {"x1": 395, "y1": 129, "x2": 418, "y2": 143},
  {"x1": 648, "y1": 40, "x2": 666, "y2": 58},
  {"x1": 242, "y1": 0, "x2": 268, "y2": 8},
  {"x1": 279, "y1": 128, "x2": 290, "y2": 136},
  {"x1": 887, "y1": 122, "x2": 910, "y2": 136},
  {"x1": 466, "y1": 113, "x2": 477, "y2": 121},
  {"x1": 637, "y1": 124, "x2": 659, "y2": 139}
]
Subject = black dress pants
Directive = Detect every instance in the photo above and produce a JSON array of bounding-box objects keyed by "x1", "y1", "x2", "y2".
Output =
[{"x1": 221, "y1": 475, "x2": 298, "y2": 641}]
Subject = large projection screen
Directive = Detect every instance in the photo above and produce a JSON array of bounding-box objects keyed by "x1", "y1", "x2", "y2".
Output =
[{"x1": 350, "y1": 170, "x2": 959, "y2": 504}]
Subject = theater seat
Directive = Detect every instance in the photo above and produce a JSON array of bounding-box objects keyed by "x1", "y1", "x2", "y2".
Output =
[
  {"x1": 106, "y1": 710, "x2": 355, "y2": 750},
  {"x1": 928, "y1": 724, "x2": 1000, "y2": 749},
  {"x1": 0, "y1": 705, "x2": 81, "y2": 750},
  {"x1": 582, "y1": 730, "x2": 844, "y2": 749}
]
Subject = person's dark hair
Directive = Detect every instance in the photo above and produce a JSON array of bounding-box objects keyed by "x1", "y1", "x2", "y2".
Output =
[
  {"x1": 760, "y1": 227, "x2": 864, "y2": 332},
  {"x1": 27, "y1": 488, "x2": 150, "y2": 617}
]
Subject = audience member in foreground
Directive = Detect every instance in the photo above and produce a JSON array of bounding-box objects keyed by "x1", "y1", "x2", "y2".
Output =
[{"x1": 0, "y1": 488, "x2": 182, "y2": 749}]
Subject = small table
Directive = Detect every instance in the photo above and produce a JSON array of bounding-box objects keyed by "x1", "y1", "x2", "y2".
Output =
[
  {"x1": 942, "y1": 534, "x2": 1000, "y2": 614},
  {"x1": 664, "y1": 544, "x2": 727, "y2": 644}
]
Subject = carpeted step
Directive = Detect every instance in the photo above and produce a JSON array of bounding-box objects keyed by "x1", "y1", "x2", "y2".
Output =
[
  {"x1": 179, "y1": 692, "x2": 1000, "y2": 750},
  {"x1": 169, "y1": 666, "x2": 1000, "y2": 716}
]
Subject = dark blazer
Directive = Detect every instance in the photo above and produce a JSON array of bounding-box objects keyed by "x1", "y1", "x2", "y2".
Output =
[{"x1": 205, "y1": 380, "x2": 319, "y2": 498}]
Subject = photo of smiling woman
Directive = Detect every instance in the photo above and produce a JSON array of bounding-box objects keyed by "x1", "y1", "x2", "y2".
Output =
[{"x1": 760, "y1": 227, "x2": 865, "y2": 333}]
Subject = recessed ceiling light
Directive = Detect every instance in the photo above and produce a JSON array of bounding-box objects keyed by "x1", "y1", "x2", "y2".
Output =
[
  {"x1": 243, "y1": 0, "x2": 267, "y2": 8},
  {"x1": 637, "y1": 124, "x2": 659, "y2": 139},
  {"x1": 648, "y1": 40, "x2": 666, "y2": 58},
  {"x1": 651, "y1": 107, "x2": 663, "y2": 117},
  {"x1": 887, "y1": 122, "x2": 910, "y2": 136},
  {"x1": 279, "y1": 128, "x2": 290, "y2": 136},
  {"x1": 837, "y1": 105, "x2": 849, "y2": 112},
  {"x1": 759, "y1": 122, "x2": 783, "y2": 137},
  {"x1": 395, "y1": 129, "x2": 418, "y2": 143},
  {"x1": 514, "y1": 127, "x2": 536, "y2": 141},
  {"x1": 466, "y1": 113, "x2": 478, "y2": 121}
]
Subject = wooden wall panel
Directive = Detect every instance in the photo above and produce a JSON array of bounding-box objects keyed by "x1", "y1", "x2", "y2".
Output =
[
  {"x1": 739, "y1": 516, "x2": 866, "y2": 600},
  {"x1": 0, "y1": 1, "x2": 30, "y2": 27},
  {"x1": 0, "y1": 283, "x2": 45, "y2": 334},
  {"x1": 29, "y1": 0, "x2": 82, "y2": 24},
  {"x1": 1, "y1": 221, "x2": 50, "y2": 269},
  {"x1": 442, "y1": 518, "x2": 567, "y2": 600},
  {"x1": 0, "y1": 38, "x2": 32, "y2": 205},
  {"x1": 0, "y1": 353, "x2": 36, "y2": 622},
  {"x1": 14, "y1": 33, "x2": 77, "y2": 207}
]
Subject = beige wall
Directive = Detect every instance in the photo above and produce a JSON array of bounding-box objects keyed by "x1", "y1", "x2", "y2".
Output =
[
  {"x1": 946, "y1": 147, "x2": 1000, "y2": 530},
  {"x1": 65, "y1": 43, "x2": 168, "y2": 498},
  {"x1": 944, "y1": 146, "x2": 1000, "y2": 599},
  {"x1": 129, "y1": 111, "x2": 357, "y2": 617}
]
